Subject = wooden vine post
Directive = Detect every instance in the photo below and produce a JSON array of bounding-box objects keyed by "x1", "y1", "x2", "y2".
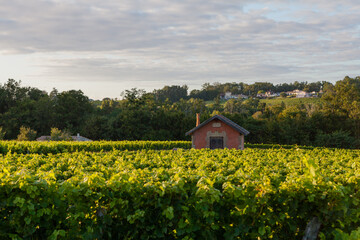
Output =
[{"x1": 302, "y1": 217, "x2": 321, "y2": 240}]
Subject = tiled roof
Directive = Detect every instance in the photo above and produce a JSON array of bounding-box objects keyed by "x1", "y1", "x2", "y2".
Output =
[{"x1": 185, "y1": 115, "x2": 250, "y2": 136}]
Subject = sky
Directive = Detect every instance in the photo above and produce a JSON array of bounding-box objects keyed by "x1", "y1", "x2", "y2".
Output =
[{"x1": 0, "y1": 0, "x2": 359, "y2": 99}]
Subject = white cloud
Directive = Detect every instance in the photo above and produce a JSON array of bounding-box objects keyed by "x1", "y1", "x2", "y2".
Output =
[{"x1": 0, "y1": 0, "x2": 359, "y2": 98}]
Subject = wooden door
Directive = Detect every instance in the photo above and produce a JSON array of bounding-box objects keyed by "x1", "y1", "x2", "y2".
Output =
[{"x1": 210, "y1": 137, "x2": 224, "y2": 149}]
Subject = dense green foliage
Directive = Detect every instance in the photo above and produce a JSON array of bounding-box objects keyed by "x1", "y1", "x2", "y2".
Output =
[
  {"x1": 0, "y1": 127, "x2": 6, "y2": 140},
  {"x1": 0, "y1": 141, "x2": 191, "y2": 154},
  {"x1": 0, "y1": 77, "x2": 359, "y2": 148},
  {"x1": 259, "y1": 97, "x2": 321, "y2": 106},
  {"x1": 17, "y1": 126, "x2": 37, "y2": 141},
  {"x1": 189, "y1": 81, "x2": 325, "y2": 100},
  {"x1": 0, "y1": 140, "x2": 321, "y2": 155},
  {"x1": 0, "y1": 147, "x2": 359, "y2": 239}
]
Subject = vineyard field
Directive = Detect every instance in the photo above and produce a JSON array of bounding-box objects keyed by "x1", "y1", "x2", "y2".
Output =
[
  {"x1": 0, "y1": 140, "x2": 317, "y2": 155},
  {"x1": 0, "y1": 143, "x2": 359, "y2": 239},
  {"x1": 0, "y1": 140, "x2": 192, "y2": 154}
]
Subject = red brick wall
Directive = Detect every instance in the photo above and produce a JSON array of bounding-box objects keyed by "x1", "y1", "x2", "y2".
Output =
[{"x1": 191, "y1": 119, "x2": 242, "y2": 149}]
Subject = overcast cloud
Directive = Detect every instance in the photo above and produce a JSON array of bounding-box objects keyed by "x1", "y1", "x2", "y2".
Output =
[{"x1": 0, "y1": 0, "x2": 359, "y2": 99}]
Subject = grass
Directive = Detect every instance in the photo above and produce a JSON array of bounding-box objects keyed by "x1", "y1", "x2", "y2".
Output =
[
  {"x1": 205, "y1": 99, "x2": 227, "y2": 106},
  {"x1": 206, "y1": 97, "x2": 321, "y2": 107},
  {"x1": 260, "y1": 97, "x2": 321, "y2": 106}
]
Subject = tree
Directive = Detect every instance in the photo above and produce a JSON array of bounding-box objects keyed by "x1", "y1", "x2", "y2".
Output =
[
  {"x1": 31, "y1": 95, "x2": 55, "y2": 136},
  {"x1": 252, "y1": 111, "x2": 263, "y2": 120},
  {"x1": 17, "y1": 126, "x2": 37, "y2": 141},
  {"x1": 280, "y1": 92, "x2": 287, "y2": 98},
  {"x1": 241, "y1": 98, "x2": 260, "y2": 115},
  {"x1": 121, "y1": 88, "x2": 146, "y2": 109},
  {"x1": 224, "y1": 99, "x2": 239, "y2": 114},
  {"x1": 154, "y1": 85, "x2": 188, "y2": 103},
  {"x1": 53, "y1": 90, "x2": 94, "y2": 132},
  {"x1": 303, "y1": 81, "x2": 323, "y2": 92},
  {"x1": 189, "y1": 83, "x2": 220, "y2": 101},
  {"x1": 49, "y1": 88, "x2": 58, "y2": 100},
  {"x1": 0, "y1": 79, "x2": 30, "y2": 114},
  {"x1": 209, "y1": 97, "x2": 222, "y2": 112},
  {"x1": 100, "y1": 98, "x2": 118, "y2": 114},
  {"x1": 243, "y1": 82, "x2": 274, "y2": 97},
  {"x1": 50, "y1": 128, "x2": 72, "y2": 141},
  {"x1": 322, "y1": 76, "x2": 360, "y2": 137},
  {"x1": 322, "y1": 76, "x2": 360, "y2": 115},
  {"x1": 315, "y1": 130, "x2": 359, "y2": 148},
  {"x1": 0, "y1": 127, "x2": 5, "y2": 140},
  {"x1": 50, "y1": 127, "x2": 62, "y2": 140},
  {"x1": 82, "y1": 115, "x2": 110, "y2": 140}
]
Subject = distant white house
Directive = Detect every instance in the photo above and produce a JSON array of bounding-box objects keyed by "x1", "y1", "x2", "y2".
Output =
[
  {"x1": 256, "y1": 93, "x2": 266, "y2": 98},
  {"x1": 223, "y1": 92, "x2": 238, "y2": 100},
  {"x1": 286, "y1": 89, "x2": 310, "y2": 98},
  {"x1": 238, "y1": 94, "x2": 249, "y2": 99},
  {"x1": 220, "y1": 92, "x2": 249, "y2": 100},
  {"x1": 256, "y1": 91, "x2": 279, "y2": 98},
  {"x1": 264, "y1": 91, "x2": 280, "y2": 98}
]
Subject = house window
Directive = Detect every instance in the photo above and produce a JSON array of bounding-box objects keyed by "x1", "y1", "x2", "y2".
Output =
[{"x1": 210, "y1": 137, "x2": 224, "y2": 149}]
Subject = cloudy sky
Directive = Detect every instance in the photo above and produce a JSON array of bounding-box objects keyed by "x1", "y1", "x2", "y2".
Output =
[{"x1": 0, "y1": 0, "x2": 359, "y2": 99}]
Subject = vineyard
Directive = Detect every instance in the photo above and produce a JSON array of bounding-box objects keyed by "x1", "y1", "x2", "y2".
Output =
[
  {"x1": 0, "y1": 141, "x2": 360, "y2": 239},
  {"x1": 0, "y1": 140, "x2": 317, "y2": 155},
  {"x1": 0, "y1": 140, "x2": 192, "y2": 154}
]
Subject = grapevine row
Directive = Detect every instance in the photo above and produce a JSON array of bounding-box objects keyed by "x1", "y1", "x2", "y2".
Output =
[
  {"x1": 0, "y1": 140, "x2": 317, "y2": 155},
  {"x1": 0, "y1": 148, "x2": 359, "y2": 239}
]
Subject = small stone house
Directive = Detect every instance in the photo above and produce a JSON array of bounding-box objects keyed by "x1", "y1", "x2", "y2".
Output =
[{"x1": 185, "y1": 114, "x2": 250, "y2": 149}]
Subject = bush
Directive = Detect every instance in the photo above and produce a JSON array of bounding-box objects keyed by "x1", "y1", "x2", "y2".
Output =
[
  {"x1": 50, "y1": 128, "x2": 72, "y2": 141},
  {"x1": 315, "y1": 130, "x2": 359, "y2": 149},
  {"x1": 17, "y1": 126, "x2": 37, "y2": 141},
  {"x1": 50, "y1": 127, "x2": 62, "y2": 141}
]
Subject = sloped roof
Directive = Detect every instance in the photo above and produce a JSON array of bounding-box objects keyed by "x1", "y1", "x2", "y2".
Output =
[
  {"x1": 185, "y1": 115, "x2": 250, "y2": 136},
  {"x1": 36, "y1": 135, "x2": 92, "y2": 141},
  {"x1": 36, "y1": 136, "x2": 51, "y2": 141},
  {"x1": 71, "y1": 135, "x2": 92, "y2": 141}
]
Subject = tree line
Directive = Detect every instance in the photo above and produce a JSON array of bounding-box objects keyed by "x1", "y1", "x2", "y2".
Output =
[
  {"x1": 0, "y1": 77, "x2": 359, "y2": 148},
  {"x1": 188, "y1": 81, "x2": 328, "y2": 101},
  {"x1": 139, "y1": 81, "x2": 328, "y2": 103}
]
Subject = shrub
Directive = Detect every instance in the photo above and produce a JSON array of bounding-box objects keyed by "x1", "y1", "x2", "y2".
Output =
[
  {"x1": 17, "y1": 126, "x2": 37, "y2": 141},
  {"x1": 280, "y1": 92, "x2": 287, "y2": 98},
  {"x1": 315, "y1": 130, "x2": 359, "y2": 149},
  {"x1": 50, "y1": 127, "x2": 62, "y2": 141},
  {"x1": 50, "y1": 128, "x2": 72, "y2": 141}
]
